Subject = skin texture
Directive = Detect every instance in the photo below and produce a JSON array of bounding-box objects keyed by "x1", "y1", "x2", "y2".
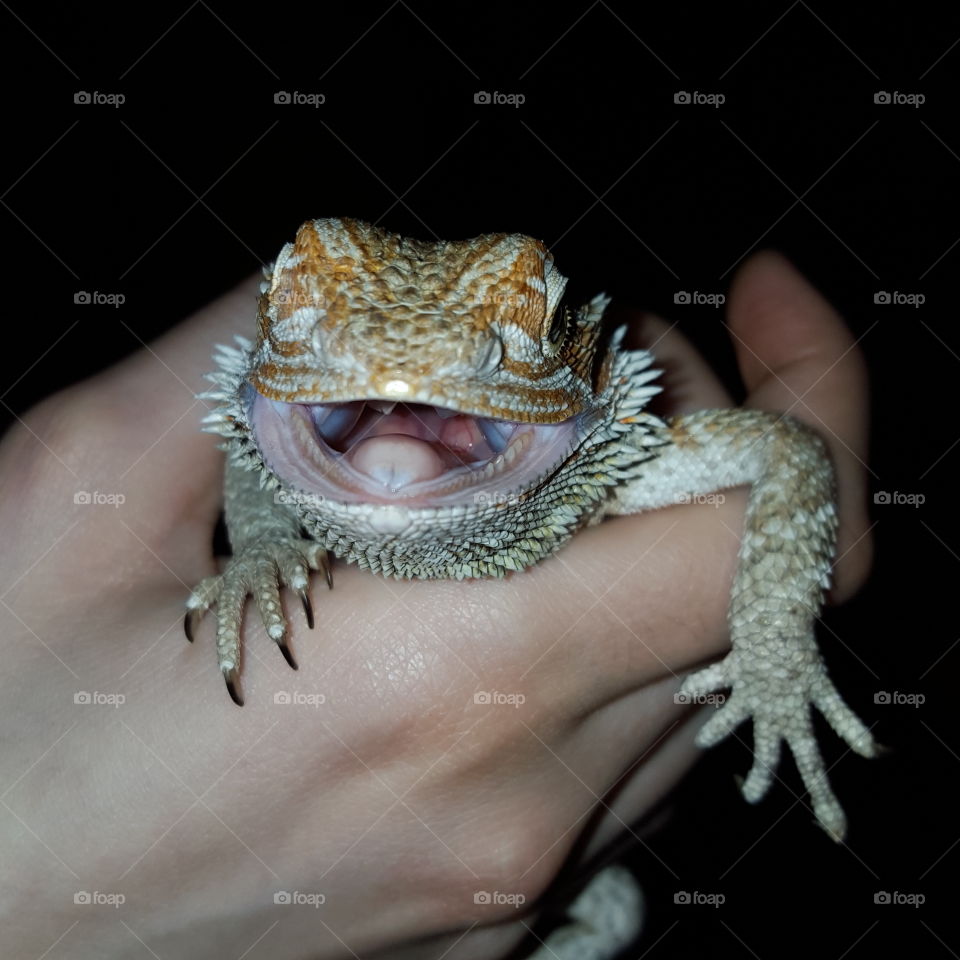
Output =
[{"x1": 0, "y1": 251, "x2": 870, "y2": 959}]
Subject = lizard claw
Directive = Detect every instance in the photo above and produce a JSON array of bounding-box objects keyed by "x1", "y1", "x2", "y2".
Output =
[
  {"x1": 298, "y1": 589, "x2": 314, "y2": 629},
  {"x1": 277, "y1": 638, "x2": 298, "y2": 671},
  {"x1": 224, "y1": 667, "x2": 244, "y2": 707}
]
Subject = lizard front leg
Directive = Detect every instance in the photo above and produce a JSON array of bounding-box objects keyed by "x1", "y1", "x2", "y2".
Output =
[
  {"x1": 605, "y1": 408, "x2": 877, "y2": 841},
  {"x1": 185, "y1": 457, "x2": 331, "y2": 704}
]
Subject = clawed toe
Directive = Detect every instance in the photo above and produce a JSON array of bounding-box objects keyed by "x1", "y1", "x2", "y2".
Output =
[
  {"x1": 185, "y1": 538, "x2": 330, "y2": 701},
  {"x1": 684, "y1": 647, "x2": 869, "y2": 840}
]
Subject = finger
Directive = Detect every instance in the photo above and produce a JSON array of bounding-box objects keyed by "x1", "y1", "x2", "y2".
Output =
[
  {"x1": 632, "y1": 314, "x2": 733, "y2": 413},
  {"x1": 725, "y1": 251, "x2": 872, "y2": 600}
]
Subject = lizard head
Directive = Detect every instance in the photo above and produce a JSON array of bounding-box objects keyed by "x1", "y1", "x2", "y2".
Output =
[
  {"x1": 249, "y1": 217, "x2": 605, "y2": 421},
  {"x1": 237, "y1": 218, "x2": 636, "y2": 510},
  {"x1": 207, "y1": 218, "x2": 661, "y2": 546}
]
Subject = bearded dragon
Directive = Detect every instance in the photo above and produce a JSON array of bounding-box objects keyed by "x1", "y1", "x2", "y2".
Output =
[{"x1": 187, "y1": 217, "x2": 876, "y2": 841}]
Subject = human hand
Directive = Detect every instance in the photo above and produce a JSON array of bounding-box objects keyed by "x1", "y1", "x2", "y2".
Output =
[{"x1": 0, "y1": 250, "x2": 870, "y2": 959}]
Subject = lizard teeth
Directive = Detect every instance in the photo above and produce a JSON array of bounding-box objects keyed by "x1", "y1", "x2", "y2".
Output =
[{"x1": 367, "y1": 400, "x2": 398, "y2": 415}]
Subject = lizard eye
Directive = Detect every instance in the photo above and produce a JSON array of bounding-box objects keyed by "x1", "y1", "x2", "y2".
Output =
[{"x1": 544, "y1": 303, "x2": 570, "y2": 354}]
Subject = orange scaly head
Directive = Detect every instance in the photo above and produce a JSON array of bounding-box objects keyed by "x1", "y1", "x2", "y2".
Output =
[{"x1": 249, "y1": 218, "x2": 609, "y2": 423}]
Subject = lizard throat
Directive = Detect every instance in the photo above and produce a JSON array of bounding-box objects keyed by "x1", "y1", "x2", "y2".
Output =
[{"x1": 248, "y1": 390, "x2": 582, "y2": 508}]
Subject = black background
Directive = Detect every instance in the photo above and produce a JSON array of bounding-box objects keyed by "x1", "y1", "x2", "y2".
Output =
[{"x1": 0, "y1": 2, "x2": 955, "y2": 958}]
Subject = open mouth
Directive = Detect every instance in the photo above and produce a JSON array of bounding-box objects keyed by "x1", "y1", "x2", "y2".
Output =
[{"x1": 248, "y1": 390, "x2": 582, "y2": 509}]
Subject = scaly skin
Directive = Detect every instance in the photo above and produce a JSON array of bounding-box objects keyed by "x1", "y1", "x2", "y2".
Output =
[{"x1": 187, "y1": 218, "x2": 877, "y2": 846}]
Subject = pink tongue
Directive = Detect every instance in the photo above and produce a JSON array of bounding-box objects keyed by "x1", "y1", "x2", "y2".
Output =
[{"x1": 347, "y1": 435, "x2": 445, "y2": 489}]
